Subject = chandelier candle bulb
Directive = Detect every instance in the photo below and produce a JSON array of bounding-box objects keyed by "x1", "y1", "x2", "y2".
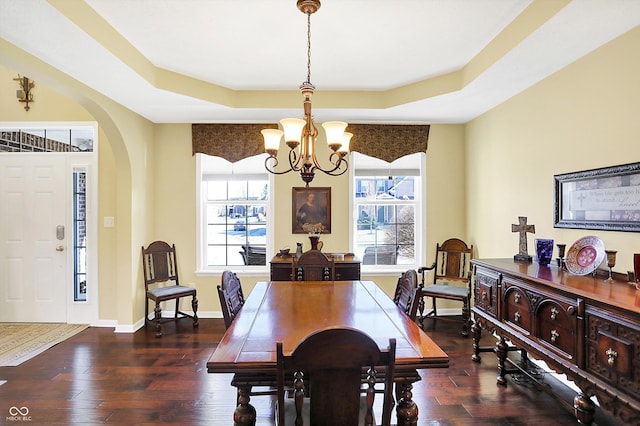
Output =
[
  {"x1": 261, "y1": 129, "x2": 284, "y2": 155},
  {"x1": 280, "y1": 118, "x2": 305, "y2": 145},
  {"x1": 321, "y1": 121, "x2": 348, "y2": 151},
  {"x1": 339, "y1": 132, "x2": 353, "y2": 155}
]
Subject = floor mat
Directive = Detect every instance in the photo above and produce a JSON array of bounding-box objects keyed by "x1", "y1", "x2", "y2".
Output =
[{"x1": 0, "y1": 323, "x2": 88, "y2": 366}]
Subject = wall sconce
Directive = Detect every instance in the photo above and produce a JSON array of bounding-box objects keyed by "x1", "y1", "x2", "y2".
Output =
[{"x1": 14, "y1": 74, "x2": 34, "y2": 111}]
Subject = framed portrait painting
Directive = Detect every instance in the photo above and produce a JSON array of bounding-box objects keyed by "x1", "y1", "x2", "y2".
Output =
[{"x1": 292, "y1": 187, "x2": 331, "y2": 234}]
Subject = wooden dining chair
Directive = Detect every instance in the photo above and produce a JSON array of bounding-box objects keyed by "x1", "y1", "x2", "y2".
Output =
[
  {"x1": 217, "y1": 270, "x2": 281, "y2": 403},
  {"x1": 141, "y1": 241, "x2": 198, "y2": 337},
  {"x1": 217, "y1": 270, "x2": 245, "y2": 329},
  {"x1": 393, "y1": 269, "x2": 422, "y2": 322},
  {"x1": 276, "y1": 327, "x2": 396, "y2": 426},
  {"x1": 292, "y1": 250, "x2": 335, "y2": 281},
  {"x1": 418, "y1": 238, "x2": 473, "y2": 336}
]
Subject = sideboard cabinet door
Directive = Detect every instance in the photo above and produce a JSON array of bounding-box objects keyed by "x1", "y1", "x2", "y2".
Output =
[
  {"x1": 473, "y1": 266, "x2": 499, "y2": 318},
  {"x1": 585, "y1": 305, "x2": 640, "y2": 398},
  {"x1": 535, "y1": 298, "x2": 578, "y2": 362}
]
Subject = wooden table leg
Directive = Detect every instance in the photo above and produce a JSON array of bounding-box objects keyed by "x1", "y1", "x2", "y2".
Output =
[
  {"x1": 396, "y1": 380, "x2": 418, "y2": 425},
  {"x1": 233, "y1": 385, "x2": 256, "y2": 426}
]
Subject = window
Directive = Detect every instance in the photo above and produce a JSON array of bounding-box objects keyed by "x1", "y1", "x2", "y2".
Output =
[
  {"x1": 197, "y1": 154, "x2": 272, "y2": 272},
  {"x1": 352, "y1": 152, "x2": 425, "y2": 270},
  {"x1": 73, "y1": 168, "x2": 87, "y2": 301},
  {"x1": 1, "y1": 128, "x2": 94, "y2": 152}
]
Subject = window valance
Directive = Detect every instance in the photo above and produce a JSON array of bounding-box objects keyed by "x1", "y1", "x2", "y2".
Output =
[
  {"x1": 347, "y1": 124, "x2": 429, "y2": 163},
  {"x1": 192, "y1": 123, "x2": 429, "y2": 164},
  {"x1": 192, "y1": 123, "x2": 278, "y2": 163}
]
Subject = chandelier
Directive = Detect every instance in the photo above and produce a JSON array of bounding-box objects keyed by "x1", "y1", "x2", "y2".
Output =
[{"x1": 261, "y1": 0, "x2": 351, "y2": 187}]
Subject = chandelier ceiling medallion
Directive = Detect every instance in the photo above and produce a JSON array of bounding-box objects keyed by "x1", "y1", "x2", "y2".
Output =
[{"x1": 261, "y1": 0, "x2": 351, "y2": 187}]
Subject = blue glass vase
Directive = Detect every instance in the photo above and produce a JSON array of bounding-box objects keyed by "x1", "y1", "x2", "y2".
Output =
[{"x1": 535, "y1": 238, "x2": 554, "y2": 266}]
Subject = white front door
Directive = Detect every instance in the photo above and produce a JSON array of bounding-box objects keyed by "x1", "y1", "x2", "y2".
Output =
[{"x1": 0, "y1": 154, "x2": 67, "y2": 322}]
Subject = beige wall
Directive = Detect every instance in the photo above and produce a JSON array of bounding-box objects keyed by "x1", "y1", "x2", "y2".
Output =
[
  {"x1": 0, "y1": 42, "x2": 156, "y2": 329},
  {"x1": 4, "y1": 23, "x2": 637, "y2": 327},
  {"x1": 467, "y1": 26, "x2": 640, "y2": 273},
  {"x1": 426, "y1": 124, "x2": 467, "y2": 251},
  {"x1": 0, "y1": 59, "x2": 467, "y2": 324},
  {"x1": 151, "y1": 122, "x2": 467, "y2": 308}
]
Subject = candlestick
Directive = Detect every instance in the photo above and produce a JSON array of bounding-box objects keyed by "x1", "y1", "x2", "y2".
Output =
[
  {"x1": 605, "y1": 250, "x2": 617, "y2": 283},
  {"x1": 556, "y1": 244, "x2": 566, "y2": 270}
]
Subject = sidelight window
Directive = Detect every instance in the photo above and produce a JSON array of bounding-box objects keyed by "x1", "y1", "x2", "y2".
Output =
[{"x1": 73, "y1": 168, "x2": 87, "y2": 301}]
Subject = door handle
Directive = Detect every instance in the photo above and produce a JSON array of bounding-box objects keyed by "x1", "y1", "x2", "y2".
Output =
[{"x1": 56, "y1": 246, "x2": 65, "y2": 252}]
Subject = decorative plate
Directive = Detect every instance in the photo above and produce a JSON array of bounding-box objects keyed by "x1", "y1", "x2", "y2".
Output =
[{"x1": 565, "y1": 235, "x2": 606, "y2": 276}]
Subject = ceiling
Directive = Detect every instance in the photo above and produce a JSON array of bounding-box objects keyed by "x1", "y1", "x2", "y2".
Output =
[{"x1": 1, "y1": 0, "x2": 640, "y2": 125}]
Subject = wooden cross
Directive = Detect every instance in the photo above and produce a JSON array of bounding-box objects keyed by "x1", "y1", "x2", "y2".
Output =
[{"x1": 511, "y1": 216, "x2": 535, "y2": 259}]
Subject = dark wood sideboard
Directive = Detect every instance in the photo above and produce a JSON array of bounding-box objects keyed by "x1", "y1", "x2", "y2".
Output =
[
  {"x1": 471, "y1": 258, "x2": 640, "y2": 425},
  {"x1": 270, "y1": 253, "x2": 361, "y2": 281}
]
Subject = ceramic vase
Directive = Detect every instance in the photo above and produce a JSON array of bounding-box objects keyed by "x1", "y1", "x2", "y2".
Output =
[{"x1": 309, "y1": 235, "x2": 322, "y2": 251}]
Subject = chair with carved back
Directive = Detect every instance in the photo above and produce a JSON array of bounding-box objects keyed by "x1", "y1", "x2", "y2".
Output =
[
  {"x1": 141, "y1": 241, "x2": 198, "y2": 337},
  {"x1": 217, "y1": 270, "x2": 280, "y2": 402},
  {"x1": 418, "y1": 238, "x2": 473, "y2": 336},
  {"x1": 292, "y1": 250, "x2": 335, "y2": 281},
  {"x1": 276, "y1": 327, "x2": 396, "y2": 426},
  {"x1": 393, "y1": 269, "x2": 422, "y2": 322},
  {"x1": 217, "y1": 270, "x2": 245, "y2": 329}
]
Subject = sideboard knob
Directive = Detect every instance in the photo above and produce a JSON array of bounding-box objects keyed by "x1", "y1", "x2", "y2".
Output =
[
  {"x1": 606, "y1": 348, "x2": 618, "y2": 366},
  {"x1": 550, "y1": 329, "x2": 559, "y2": 343}
]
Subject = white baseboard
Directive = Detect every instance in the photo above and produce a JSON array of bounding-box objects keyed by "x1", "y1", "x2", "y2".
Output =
[
  {"x1": 115, "y1": 318, "x2": 144, "y2": 333},
  {"x1": 108, "y1": 311, "x2": 224, "y2": 334},
  {"x1": 92, "y1": 319, "x2": 118, "y2": 328}
]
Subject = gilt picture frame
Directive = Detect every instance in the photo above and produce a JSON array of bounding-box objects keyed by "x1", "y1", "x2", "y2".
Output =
[
  {"x1": 292, "y1": 187, "x2": 331, "y2": 234},
  {"x1": 554, "y1": 162, "x2": 640, "y2": 232}
]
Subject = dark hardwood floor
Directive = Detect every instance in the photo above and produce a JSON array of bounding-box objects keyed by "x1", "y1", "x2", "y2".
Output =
[{"x1": 0, "y1": 318, "x2": 621, "y2": 425}]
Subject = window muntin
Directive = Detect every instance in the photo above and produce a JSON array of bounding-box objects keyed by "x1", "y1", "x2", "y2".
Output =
[
  {"x1": 198, "y1": 154, "x2": 271, "y2": 271},
  {"x1": 352, "y1": 152, "x2": 423, "y2": 269}
]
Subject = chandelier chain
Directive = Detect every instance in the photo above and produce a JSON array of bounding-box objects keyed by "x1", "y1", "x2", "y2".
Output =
[
  {"x1": 262, "y1": 0, "x2": 350, "y2": 186},
  {"x1": 306, "y1": 11, "x2": 312, "y2": 85}
]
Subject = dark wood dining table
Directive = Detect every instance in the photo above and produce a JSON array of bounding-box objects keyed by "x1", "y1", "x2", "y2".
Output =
[{"x1": 207, "y1": 280, "x2": 449, "y2": 425}]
